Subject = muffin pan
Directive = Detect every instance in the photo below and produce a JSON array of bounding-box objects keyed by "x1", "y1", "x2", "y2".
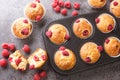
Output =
[{"x1": 43, "y1": 11, "x2": 120, "y2": 75}]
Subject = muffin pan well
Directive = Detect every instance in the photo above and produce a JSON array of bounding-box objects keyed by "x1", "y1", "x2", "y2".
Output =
[{"x1": 43, "y1": 11, "x2": 120, "y2": 75}]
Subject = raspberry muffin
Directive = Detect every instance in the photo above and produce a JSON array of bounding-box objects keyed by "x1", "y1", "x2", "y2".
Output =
[
  {"x1": 8, "y1": 50, "x2": 28, "y2": 71},
  {"x1": 45, "y1": 24, "x2": 70, "y2": 45},
  {"x1": 28, "y1": 48, "x2": 48, "y2": 70},
  {"x1": 80, "y1": 42, "x2": 102, "y2": 64},
  {"x1": 95, "y1": 13, "x2": 116, "y2": 33},
  {"x1": 54, "y1": 46, "x2": 76, "y2": 70},
  {"x1": 72, "y1": 18, "x2": 93, "y2": 39},
  {"x1": 104, "y1": 37, "x2": 120, "y2": 57},
  {"x1": 24, "y1": 1, "x2": 45, "y2": 21},
  {"x1": 11, "y1": 18, "x2": 33, "y2": 39},
  {"x1": 110, "y1": 0, "x2": 120, "y2": 18},
  {"x1": 88, "y1": 0, "x2": 107, "y2": 8}
]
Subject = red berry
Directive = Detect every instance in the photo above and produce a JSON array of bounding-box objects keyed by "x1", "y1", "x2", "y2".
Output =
[
  {"x1": 95, "y1": 18, "x2": 100, "y2": 24},
  {"x1": 64, "y1": 1, "x2": 71, "y2": 9},
  {"x1": 61, "y1": 8, "x2": 67, "y2": 15},
  {"x1": 36, "y1": 0, "x2": 40, "y2": 3},
  {"x1": 72, "y1": 10, "x2": 78, "y2": 16},
  {"x1": 46, "y1": 31, "x2": 52, "y2": 38},
  {"x1": 83, "y1": 30, "x2": 89, "y2": 36},
  {"x1": 107, "y1": 25, "x2": 113, "y2": 31},
  {"x1": 22, "y1": 44, "x2": 30, "y2": 53},
  {"x1": 75, "y1": 19, "x2": 80, "y2": 23},
  {"x1": 65, "y1": 34, "x2": 70, "y2": 40},
  {"x1": 8, "y1": 57, "x2": 13, "y2": 62},
  {"x1": 33, "y1": 73, "x2": 41, "y2": 80},
  {"x1": 59, "y1": 46, "x2": 65, "y2": 51},
  {"x1": 54, "y1": 6, "x2": 61, "y2": 13},
  {"x1": 34, "y1": 56, "x2": 39, "y2": 61},
  {"x1": 0, "y1": 59, "x2": 7, "y2": 67},
  {"x1": 29, "y1": 65, "x2": 35, "y2": 70},
  {"x1": 74, "y1": 2, "x2": 80, "y2": 10},
  {"x1": 39, "y1": 71, "x2": 47, "y2": 78},
  {"x1": 97, "y1": 45, "x2": 103, "y2": 52},
  {"x1": 85, "y1": 57, "x2": 91, "y2": 62},
  {"x1": 21, "y1": 28, "x2": 29, "y2": 35},
  {"x1": 8, "y1": 43, "x2": 16, "y2": 52},
  {"x1": 113, "y1": 1, "x2": 118, "y2": 6},
  {"x1": 2, "y1": 43, "x2": 9, "y2": 49},
  {"x1": 15, "y1": 58, "x2": 21, "y2": 66},
  {"x1": 52, "y1": 2, "x2": 58, "y2": 8},
  {"x1": 31, "y1": 3, "x2": 36, "y2": 8},
  {"x1": 62, "y1": 50, "x2": 69, "y2": 56},
  {"x1": 59, "y1": 1, "x2": 64, "y2": 7},
  {"x1": 23, "y1": 19, "x2": 28, "y2": 23},
  {"x1": 105, "y1": 39, "x2": 110, "y2": 44},
  {"x1": 41, "y1": 55, "x2": 47, "y2": 61},
  {"x1": 35, "y1": 15, "x2": 41, "y2": 21},
  {"x1": 2, "y1": 49, "x2": 10, "y2": 58}
]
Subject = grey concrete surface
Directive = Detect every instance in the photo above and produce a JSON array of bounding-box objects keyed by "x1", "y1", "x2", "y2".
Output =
[{"x1": 0, "y1": 0, "x2": 120, "y2": 80}]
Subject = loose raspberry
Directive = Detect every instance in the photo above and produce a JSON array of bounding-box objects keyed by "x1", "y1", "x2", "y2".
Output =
[
  {"x1": 8, "y1": 57, "x2": 13, "y2": 62},
  {"x1": 105, "y1": 39, "x2": 110, "y2": 44},
  {"x1": 61, "y1": 8, "x2": 67, "y2": 15},
  {"x1": 22, "y1": 44, "x2": 30, "y2": 53},
  {"x1": 33, "y1": 73, "x2": 41, "y2": 80},
  {"x1": 36, "y1": 0, "x2": 40, "y2": 3},
  {"x1": 2, "y1": 49, "x2": 10, "y2": 58},
  {"x1": 83, "y1": 30, "x2": 89, "y2": 36},
  {"x1": 59, "y1": 1, "x2": 64, "y2": 7},
  {"x1": 29, "y1": 65, "x2": 35, "y2": 70},
  {"x1": 39, "y1": 71, "x2": 47, "y2": 78},
  {"x1": 0, "y1": 59, "x2": 7, "y2": 67},
  {"x1": 2, "y1": 43, "x2": 9, "y2": 49},
  {"x1": 74, "y1": 2, "x2": 80, "y2": 10},
  {"x1": 75, "y1": 19, "x2": 80, "y2": 23},
  {"x1": 31, "y1": 3, "x2": 36, "y2": 8},
  {"x1": 72, "y1": 10, "x2": 78, "y2": 16},
  {"x1": 107, "y1": 25, "x2": 113, "y2": 31},
  {"x1": 41, "y1": 55, "x2": 47, "y2": 61},
  {"x1": 21, "y1": 28, "x2": 29, "y2": 35},
  {"x1": 46, "y1": 31, "x2": 52, "y2": 38},
  {"x1": 62, "y1": 50, "x2": 69, "y2": 56},
  {"x1": 65, "y1": 34, "x2": 70, "y2": 40},
  {"x1": 23, "y1": 19, "x2": 28, "y2": 24},
  {"x1": 85, "y1": 57, "x2": 91, "y2": 62},
  {"x1": 113, "y1": 1, "x2": 118, "y2": 6},
  {"x1": 59, "y1": 46, "x2": 65, "y2": 51},
  {"x1": 52, "y1": 2, "x2": 58, "y2": 8},
  {"x1": 95, "y1": 18, "x2": 100, "y2": 24},
  {"x1": 15, "y1": 58, "x2": 21, "y2": 66},
  {"x1": 97, "y1": 45, "x2": 103, "y2": 52},
  {"x1": 64, "y1": 1, "x2": 71, "y2": 9},
  {"x1": 34, "y1": 56, "x2": 39, "y2": 61},
  {"x1": 54, "y1": 6, "x2": 61, "y2": 13},
  {"x1": 8, "y1": 43, "x2": 16, "y2": 52}
]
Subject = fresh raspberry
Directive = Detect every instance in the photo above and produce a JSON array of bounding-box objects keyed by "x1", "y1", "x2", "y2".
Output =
[
  {"x1": 2, "y1": 49, "x2": 10, "y2": 58},
  {"x1": 59, "y1": 0, "x2": 64, "y2": 7},
  {"x1": 15, "y1": 58, "x2": 21, "y2": 66},
  {"x1": 35, "y1": 15, "x2": 41, "y2": 21},
  {"x1": 95, "y1": 18, "x2": 100, "y2": 24},
  {"x1": 21, "y1": 28, "x2": 29, "y2": 35},
  {"x1": 41, "y1": 55, "x2": 47, "y2": 61},
  {"x1": 33, "y1": 73, "x2": 41, "y2": 80},
  {"x1": 65, "y1": 34, "x2": 70, "y2": 40},
  {"x1": 8, "y1": 57, "x2": 13, "y2": 62},
  {"x1": 75, "y1": 19, "x2": 80, "y2": 23},
  {"x1": 113, "y1": 1, "x2": 118, "y2": 6},
  {"x1": 8, "y1": 43, "x2": 16, "y2": 52},
  {"x1": 34, "y1": 56, "x2": 39, "y2": 61},
  {"x1": 1, "y1": 43, "x2": 9, "y2": 49},
  {"x1": 46, "y1": 31, "x2": 52, "y2": 38},
  {"x1": 97, "y1": 45, "x2": 103, "y2": 52},
  {"x1": 105, "y1": 39, "x2": 110, "y2": 44},
  {"x1": 64, "y1": 1, "x2": 71, "y2": 9},
  {"x1": 59, "y1": 46, "x2": 65, "y2": 51},
  {"x1": 85, "y1": 57, "x2": 91, "y2": 62},
  {"x1": 54, "y1": 6, "x2": 61, "y2": 13},
  {"x1": 0, "y1": 59, "x2": 7, "y2": 67},
  {"x1": 29, "y1": 65, "x2": 35, "y2": 70},
  {"x1": 74, "y1": 2, "x2": 80, "y2": 10},
  {"x1": 61, "y1": 8, "x2": 67, "y2": 15},
  {"x1": 107, "y1": 25, "x2": 113, "y2": 31},
  {"x1": 39, "y1": 71, "x2": 47, "y2": 78},
  {"x1": 36, "y1": 0, "x2": 40, "y2": 3},
  {"x1": 72, "y1": 10, "x2": 78, "y2": 16},
  {"x1": 22, "y1": 44, "x2": 30, "y2": 53},
  {"x1": 31, "y1": 3, "x2": 36, "y2": 8},
  {"x1": 52, "y1": 2, "x2": 58, "y2": 8},
  {"x1": 23, "y1": 19, "x2": 28, "y2": 24},
  {"x1": 62, "y1": 50, "x2": 69, "y2": 56},
  {"x1": 83, "y1": 30, "x2": 89, "y2": 36}
]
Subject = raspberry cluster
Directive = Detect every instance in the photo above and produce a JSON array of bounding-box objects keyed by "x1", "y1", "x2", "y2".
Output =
[{"x1": 33, "y1": 71, "x2": 47, "y2": 80}]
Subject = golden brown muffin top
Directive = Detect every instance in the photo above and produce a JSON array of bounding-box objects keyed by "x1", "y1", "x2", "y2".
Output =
[
  {"x1": 12, "y1": 18, "x2": 33, "y2": 39},
  {"x1": 73, "y1": 18, "x2": 93, "y2": 39},
  {"x1": 110, "y1": 0, "x2": 120, "y2": 18},
  {"x1": 80, "y1": 42, "x2": 101, "y2": 64},
  {"x1": 88, "y1": 0, "x2": 106, "y2": 8},
  {"x1": 104, "y1": 37, "x2": 120, "y2": 57},
  {"x1": 96, "y1": 13, "x2": 115, "y2": 33},
  {"x1": 24, "y1": 1, "x2": 45, "y2": 21},
  {"x1": 54, "y1": 46, "x2": 76, "y2": 70}
]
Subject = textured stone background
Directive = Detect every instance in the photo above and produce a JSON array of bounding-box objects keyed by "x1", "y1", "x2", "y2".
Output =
[{"x1": 0, "y1": 0, "x2": 120, "y2": 80}]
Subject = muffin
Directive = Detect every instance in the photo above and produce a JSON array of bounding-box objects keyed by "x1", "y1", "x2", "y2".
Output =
[
  {"x1": 80, "y1": 42, "x2": 102, "y2": 64},
  {"x1": 24, "y1": 1, "x2": 45, "y2": 21},
  {"x1": 104, "y1": 37, "x2": 120, "y2": 57},
  {"x1": 72, "y1": 18, "x2": 93, "y2": 39},
  {"x1": 95, "y1": 13, "x2": 116, "y2": 33},
  {"x1": 54, "y1": 46, "x2": 76, "y2": 70},
  {"x1": 110, "y1": 0, "x2": 120, "y2": 18},
  {"x1": 88, "y1": 0, "x2": 107, "y2": 8},
  {"x1": 45, "y1": 24, "x2": 70, "y2": 45},
  {"x1": 11, "y1": 18, "x2": 33, "y2": 39},
  {"x1": 8, "y1": 50, "x2": 28, "y2": 71},
  {"x1": 28, "y1": 48, "x2": 48, "y2": 70}
]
